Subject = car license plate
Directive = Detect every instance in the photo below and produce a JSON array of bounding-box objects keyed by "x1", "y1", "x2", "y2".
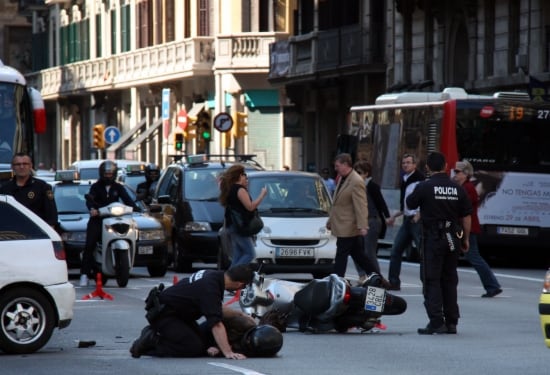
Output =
[
  {"x1": 276, "y1": 248, "x2": 314, "y2": 257},
  {"x1": 138, "y1": 245, "x2": 153, "y2": 255},
  {"x1": 364, "y1": 286, "x2": 386, "y2": 313},
  {"x1": 496, "y1": 226, "x2": 529, "y2": 236}
]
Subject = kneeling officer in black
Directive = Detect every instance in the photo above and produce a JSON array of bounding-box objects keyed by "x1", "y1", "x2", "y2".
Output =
[
  {"x1": 130, "y1": 265, "x2": 255, "y2": 359},
  {"x1": 406, "y1": 152, "x2": 472, "y2": 335}
]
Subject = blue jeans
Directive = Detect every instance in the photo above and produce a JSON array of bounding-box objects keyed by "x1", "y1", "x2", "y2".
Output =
[
  {"x1": 464, "y1": 234, "x2": 501, "y2": 293},
  {"x1": 388, "y1": 216, "x2": 422, "y2": 287},
  {"x1": 228, "y1": 226, "x2": 256, "y2": 267}
]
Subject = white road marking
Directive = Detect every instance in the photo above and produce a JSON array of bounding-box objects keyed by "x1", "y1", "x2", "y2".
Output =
[{"x1": 208, "y1": 362, "x2": 266, "y2": 375}]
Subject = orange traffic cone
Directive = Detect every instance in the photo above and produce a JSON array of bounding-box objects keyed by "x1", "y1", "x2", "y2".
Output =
[
  {"x1": 224, "y1": 289, "x2": 241, "y2": 306},
  {"x1": 173, "y1": 275, "x2": 179, "y2": 285},
  {"x1": 82, "y1": 273, "x2": 114, "y2": 301}
]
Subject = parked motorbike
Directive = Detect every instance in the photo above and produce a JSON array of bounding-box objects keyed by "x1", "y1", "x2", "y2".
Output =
[
  {"x1": 239, "y1": 272, "x2": 407, "y2": 333},
  {"x1": 87, "y1": 198, "x2": 138, "y2": 287}
]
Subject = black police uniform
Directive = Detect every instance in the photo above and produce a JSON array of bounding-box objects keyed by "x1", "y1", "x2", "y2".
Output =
[
  {"x1": 82, "y1": 179, "x2": 140, "y2": 277},
  {"x1": 0, "y1": 176, "x2": 58, "y2": 227},
  {"x1": 149, "y1": 269, "x2": 225, "y2": 357},
  {"x1": 406, "y1": 172, "x2": 472, "y2": 330}
]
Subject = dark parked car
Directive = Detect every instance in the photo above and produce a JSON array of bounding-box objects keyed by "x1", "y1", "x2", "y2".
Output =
[{"x1": 151, "y1": 154, "x2": 262, "y2": 272}]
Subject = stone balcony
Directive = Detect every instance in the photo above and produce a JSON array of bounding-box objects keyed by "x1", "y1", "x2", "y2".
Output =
[
  {"x1": 25, "y1": 32, "x2": 290, "y2": 100},
  {"x1": 26, "y1": 37, "x2": 215, "y2": 100}
]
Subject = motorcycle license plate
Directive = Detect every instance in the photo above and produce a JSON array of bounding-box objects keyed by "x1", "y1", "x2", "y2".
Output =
[
  {"x1": 364, "y1": 286, "x2": 386, "y2": 313},
  {"x1": 276, "y1": 248, "x2": 314, "y2": 257},
  {"x1": 138, "y1": 245, "x2": 153, "y2": 255}
]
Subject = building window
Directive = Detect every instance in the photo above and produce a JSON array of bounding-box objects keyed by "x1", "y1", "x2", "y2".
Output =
[
  {"x1": 508, "y1": 0, "x2": 520, "y2": 73},
  {"x1": 484, "y1": 0, "x2": 495, "y2": 77},
  {"x1": 198, "y1": 0, "x2": 209, "y2": 36}
]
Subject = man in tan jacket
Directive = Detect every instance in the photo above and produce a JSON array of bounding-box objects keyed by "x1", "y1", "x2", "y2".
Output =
[{"x1": 326, "y1": 153, "x2": 380, "y2": 278}]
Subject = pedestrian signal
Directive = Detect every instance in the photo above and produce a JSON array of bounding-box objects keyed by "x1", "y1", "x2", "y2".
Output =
[{"x1": 93, "y1": 124, "x2": 105, "y2": 149}]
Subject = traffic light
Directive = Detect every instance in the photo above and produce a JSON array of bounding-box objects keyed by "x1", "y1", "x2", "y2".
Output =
[
  {"x1": 174, "y1": 132, "x2": 184, "y2": 151},
  {"x1": 92, "y1": 124, "x2": 105, "y2": 149},
  {"x1": 197, "y1": 110, "x2": 212, "y2": 142},
  {"x1": 235, "y1": 112, "x2": 248, "y2": 138}
]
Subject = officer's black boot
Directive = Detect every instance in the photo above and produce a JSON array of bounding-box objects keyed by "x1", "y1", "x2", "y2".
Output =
[{"x1": 130, "y1": 325, "x2": 159, "y2": 358}]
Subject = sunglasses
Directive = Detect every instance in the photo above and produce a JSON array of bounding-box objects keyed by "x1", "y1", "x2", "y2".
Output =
[{"x1": 453, "y1": 169, "x2": 463, "y2": 174}]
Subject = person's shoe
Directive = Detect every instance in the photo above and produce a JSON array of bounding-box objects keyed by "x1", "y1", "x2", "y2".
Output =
[
  {"x1": 417, "y1": 324, "x2": 448, "y2": 335},
  {"x1": 129, "y1": 326, "x2": 158, "y2": 358},
  {"x1": 481, "y1": 288, "x2": 502, "y2": 298},
  {"x1": 79, "y1": 274, "x2": 89, "y2": 287},
  {"x1": 446, "y1": 324, "x2": 457, "y2": 334}
]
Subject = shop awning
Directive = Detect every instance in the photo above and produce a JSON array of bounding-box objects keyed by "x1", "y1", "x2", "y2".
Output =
[{"x1": 244, "y1": 90, "x2": 279, "y2": 108}]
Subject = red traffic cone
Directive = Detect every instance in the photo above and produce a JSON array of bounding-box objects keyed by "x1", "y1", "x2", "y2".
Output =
[
  {"x1": 173, "y1": 275, "x2": 179, "y2": 285},
  {"x1": 224, "y1": 288, "x2": 241, "y2": 306},
  {"x1": 82, "y1": 273, "x2": 114, "y2": 301}
]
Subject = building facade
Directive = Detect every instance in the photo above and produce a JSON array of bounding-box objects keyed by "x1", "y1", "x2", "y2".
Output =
[{"x1": 13, "y1": 0, "x2": 550, "y2": 171}]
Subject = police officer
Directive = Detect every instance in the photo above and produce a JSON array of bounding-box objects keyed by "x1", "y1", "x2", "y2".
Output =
[
  {"x1": 136, "y1": 163, "x2": 160, "y2": 205},
  {"x1": 80, "y1": 160, "x2": 141, "y2": 286},
  {"x1": 0, "y1": 152, "x2": 58, "y2": 227},
  {"x1": 129, "y1": 265, "x2": 256, "y2": 359},
  {"x1": 406, "y1": 152, "x2": 472, "y2": 335}
]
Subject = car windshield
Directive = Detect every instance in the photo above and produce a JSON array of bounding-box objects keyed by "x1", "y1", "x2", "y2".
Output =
[
  {"x1": 248, "y1": 175, "x2": 332, "y2": 214},
  {"x1": 184, "y1": 169, "x2": 221, "y2": 201},
  {"x1": 54, "y1": 184, "x2": 142, "y2": 213},
  {"x1": 53, "y1": 185, "x2": 90, "y2": 213}
]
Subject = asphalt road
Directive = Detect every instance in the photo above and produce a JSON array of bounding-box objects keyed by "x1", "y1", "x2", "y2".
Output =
[{"x1": 1, "y1": 258, "x2": 548, "y2": 375}]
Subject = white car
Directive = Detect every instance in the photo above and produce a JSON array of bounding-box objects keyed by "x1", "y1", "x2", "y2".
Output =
[
  {"x1": 0, "y1": 194, "x2": 75, "y2": 354},
  {"x1": 219, "y1": 171, "x2": 336, "y2": 278}
]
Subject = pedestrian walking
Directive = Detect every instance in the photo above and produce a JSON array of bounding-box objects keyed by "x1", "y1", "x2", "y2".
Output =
[
  {"x1": 407, "y1": 152, "x2": 472, "y2": 335},
  {"x1": 452, "y1": 160, "x2": 502, "y2": 297},
  {"x1": 352, "y1": 160, "x2": 390, "y2": 282},
  {"x1": 387, "y1": 153, "x2": 425, "y2": 290},
  {"x1": 327, "y1": 153, "x2": 387, "y2": 282}
]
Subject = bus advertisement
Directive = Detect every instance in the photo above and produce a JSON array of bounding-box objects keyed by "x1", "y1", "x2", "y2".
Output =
[
  {"x1": 0, "y1": 59, "x2": 46, "y2": 180},
  {"x1": 350, "y1": 87, "x2": 550, "y2": 252}
]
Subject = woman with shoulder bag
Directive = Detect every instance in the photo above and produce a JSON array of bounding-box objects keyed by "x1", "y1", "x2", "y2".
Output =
[{"x1": 219, "y1": 164, "x2": 267, "y2": 267}]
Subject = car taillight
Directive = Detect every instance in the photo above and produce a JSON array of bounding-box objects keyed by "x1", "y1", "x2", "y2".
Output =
[
  {"x1": 543, "y1": 269, "x2": 550, "y2": 293},
  {"x1": 343, "y1": 285, "x2": 352, "y2": 305},
  {"x1": 53, "y1": 241, "x2": 66, "y2": 261}
]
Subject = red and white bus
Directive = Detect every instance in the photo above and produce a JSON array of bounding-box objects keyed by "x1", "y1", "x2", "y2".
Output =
[
  {"x1": 350, "y1": 87, "x2": 550, "y2": 252},
  {"x1": 0, "y1": 59, "x2": 46, "y2": 180}
]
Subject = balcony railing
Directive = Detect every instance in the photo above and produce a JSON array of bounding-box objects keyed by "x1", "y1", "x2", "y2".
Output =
[
  {"x1": 269, "y1": 24, "x2": 385, "y2": 81},
  {"x1": 214, "y1": 32, "x2": 289, "y2": 71},
  {"x1": 26, "y1": 37, "x2": 215, "y2": 99}
]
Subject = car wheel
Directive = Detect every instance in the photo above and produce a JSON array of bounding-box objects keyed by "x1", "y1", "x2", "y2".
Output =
[
  {"x1": 115, "y1": 250, "x2": 130, "y2": 287},
  {"x1": 147, "y1": 264, "x2": 168, "y2": 277},
  {"x1": 172, "y1": 237, "x2": 193, "y2": 273},
  {"x1": 0, "y1": 287, "x2": 56, "y2": 354}
]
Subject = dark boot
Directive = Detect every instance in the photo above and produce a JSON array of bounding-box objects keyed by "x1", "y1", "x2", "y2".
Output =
[{"x1": 130, "y1": 326, "x2": 158, "y2": 358}]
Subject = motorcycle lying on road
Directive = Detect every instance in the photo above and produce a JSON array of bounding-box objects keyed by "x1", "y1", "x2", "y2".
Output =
[
  {"x1": 239, "y1": 271, "x2": 407, "y2": 333},
  {"x1": 85, "y1": 195, "x2": 138, "y2": 287}
]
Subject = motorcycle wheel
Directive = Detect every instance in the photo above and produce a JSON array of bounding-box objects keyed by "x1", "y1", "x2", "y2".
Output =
[{"x1": 115, "y1": 250, "x2": 130, "y2": 287}]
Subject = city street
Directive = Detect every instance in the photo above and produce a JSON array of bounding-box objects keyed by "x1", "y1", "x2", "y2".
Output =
[{"x1": 2, "y1": 258, "x2": 548, "y2": 375}]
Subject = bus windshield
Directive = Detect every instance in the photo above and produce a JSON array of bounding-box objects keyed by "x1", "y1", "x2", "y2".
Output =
[
  {"x1": 455, "y1": 100, "x2": 550, "y2": 172},
  {"x1": 0, "y1": 82, "x2": 33, "y2": 165}
]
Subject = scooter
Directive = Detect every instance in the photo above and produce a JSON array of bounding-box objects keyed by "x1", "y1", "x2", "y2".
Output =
[
  {"x1": 92, "y1": 201, "x2": 138, "y2": 287},
  {"x1": 239, "y1": 272, "x2": 407, "y2": 333}
]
